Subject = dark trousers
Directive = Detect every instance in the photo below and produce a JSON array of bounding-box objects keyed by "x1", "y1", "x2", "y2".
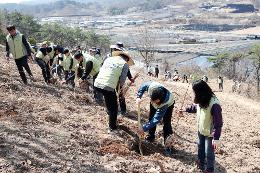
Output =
[
  {"x1": 67, "y1": 71, "x2": 75, "y2": 87},
  {"x1": 77, "y1": 67, "x2": 84, "y2": 78},
  {"x1": 36, "y1": 58, "x2": 50, "y2": 83},
  {"x1": 197, "y1": 132, "x2": 215, "y2": 172},
  {"x1": 148, "y1": 103, "x2": 174, "y2": 142},
  {"x1": 96, "y1": 88, "x2": 118, "y2": 130},
  {"x1": 93, "y1": 74, "x2": 103, "y2": 103},
  {"x1": 119, "y1": 91, "x2": 126, "y2": 113},
  {"x1": 64, "y1": 70, "x2": 69, "y2": 82},
  {"x1": 14, "y1": 56, "x2": 33, "y2": 84},
  {"x1": 219, "y1": 83, "x2": 223, "y2": 91},
  {"x1": 155, "y1": 73, "x2": 159, "y2": 78}
]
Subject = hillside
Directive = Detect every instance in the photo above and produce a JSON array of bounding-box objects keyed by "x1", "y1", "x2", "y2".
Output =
[{"x1": 0, "y1": 51, "x2": 259, "y2": 172}]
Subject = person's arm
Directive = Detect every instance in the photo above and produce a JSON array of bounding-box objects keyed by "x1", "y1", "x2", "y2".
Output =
[
  {"x1": 118, "y1": 63, "x2": 129, "y2": 87},
  {"x1": 143, "y1": 105, "x2": 168, "y2": 132},
  {"x1": 185, "y1": 104, "x2": 197, "y2": 113},
  {"x1": 127, "y1": 69, "x2": 133, "y2": 80},
  {"x1": 69, "y1": 57, "x2": 73, "y2": 70},
  {"x1": 136, "y1": 81, "x2": 152, "y2": 98},
  {"x1": 22, "y1": 35, "x2": 31, "y2": 56},
  {"x1": 211, "y1": 104, "x2": 223, "y2": 140},
  {"x1": 81, "y1": 61, "x2": 93, "y2": 80},
  {"x1": 5, "y1": 39, "x2": 10, "y2": 57}
]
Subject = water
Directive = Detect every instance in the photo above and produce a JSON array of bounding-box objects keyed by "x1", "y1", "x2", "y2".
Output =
[{"x1": 178, "y1": 55, "x2": 213, "y2": 68}]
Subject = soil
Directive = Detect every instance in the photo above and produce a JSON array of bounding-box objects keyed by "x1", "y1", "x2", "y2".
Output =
[{"x1": 0, "y1": 55, "x2": 259, "y2": 173}]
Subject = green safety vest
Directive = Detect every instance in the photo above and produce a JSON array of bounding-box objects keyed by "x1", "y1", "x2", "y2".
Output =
[
  {"x1": 36, "y1": 50, "x2": 50, "y2": 63},
  {"x1": 82, "y1": 53, "x2": 101, "y2": 77},
  {"x1": 197, "y1": 96, "x2": 220, "y2": 137},
  {"x1": 94, "y1": 56, "x2": 126, "y2": 89},
  {"x1": 6, "y1": 33, "x2": 27, "y2": 59},
  {"x1": 94, "y1": 54, "x2": 103, "y2": 66},
  {"x1": 63, "y1": 54, "x2": 72, "y2": 71},
  {"x1": 70, "y1": 58, "x2": 78, "y2": 72},
  {"x1": 36, "y1": 50, "x2": 44, "y2": 59},
  {"x1": 148, "y1": 82, "x2": 175, "y2": 109},
  {"x1": 48, "y1": 46, "x2": 55, "y2": 59}
]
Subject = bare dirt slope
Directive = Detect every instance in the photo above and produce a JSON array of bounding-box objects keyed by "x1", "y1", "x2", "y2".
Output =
[{"x1": 0, "y1": 54, "x2": 259, "y2": 173}]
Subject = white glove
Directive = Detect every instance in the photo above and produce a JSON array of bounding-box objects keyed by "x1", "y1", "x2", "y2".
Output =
[{"x1": 212, "y1": 140, "x2": 221, "y2": 150}]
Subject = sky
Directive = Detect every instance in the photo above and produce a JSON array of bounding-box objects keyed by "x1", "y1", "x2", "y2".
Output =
[{"x1": 0, "y1": 0, "x2": 30, "y2": 3}]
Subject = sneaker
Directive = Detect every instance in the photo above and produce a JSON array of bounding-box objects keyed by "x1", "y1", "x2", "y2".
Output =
[
  {"x1": 145, "y1": 135, "x2": 155, "y2": 143},
  {"x1": 107, "y1": 128, "x2": 119, "y2": 135},
  {"x1": 164, "y1": 147, "x2": 174, "y2": 156}
]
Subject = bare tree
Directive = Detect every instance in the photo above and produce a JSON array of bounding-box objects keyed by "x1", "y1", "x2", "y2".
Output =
[
  {"x1": 134, "y1": 24, "x2": 157, "y2": 67},
  {"x1": 229, "y1": 52, "x2": 244, "y2": 79}
]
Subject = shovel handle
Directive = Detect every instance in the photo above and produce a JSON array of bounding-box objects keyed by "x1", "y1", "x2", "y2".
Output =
[{"x1": 137, "y1": 103, "x2": 143, "y2": 156}]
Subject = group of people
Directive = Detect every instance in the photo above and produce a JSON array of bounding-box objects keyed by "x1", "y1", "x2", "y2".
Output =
[
  {"x1": 147, "y1": 65, "x2": 159, "y2": 78},
  {"x1": 5, "y1": 25, "x2": 223, "y2": 173}
]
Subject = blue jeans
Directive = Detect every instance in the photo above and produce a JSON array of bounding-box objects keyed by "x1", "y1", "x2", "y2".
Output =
[{"x1": 198, "y1": 132, "x2": 215, "y2": 172}]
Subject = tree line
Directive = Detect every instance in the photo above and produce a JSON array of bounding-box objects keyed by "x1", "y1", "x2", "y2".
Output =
[
  {"x1": 208, "y1": 43, "x2": 260, "y2": 96},
  {"x1": 0, "y1": 11, "x2": 111, "y2": 52}
]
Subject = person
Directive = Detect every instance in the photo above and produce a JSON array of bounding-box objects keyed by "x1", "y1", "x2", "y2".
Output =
[
  {"x1": 5, "y1": 25, "x2": 35, "y2": 84},
  {"x1": 218, "y1": 76, "x2": 223, "y2": 91},
  {"x1": 76, "y1": 45, "x2": 82, "y2": 53},
  {"x1": 178, "y1": 80, "x2": 223, "y2": 173},
  {"x1": 35, "y1": 47, "x2": 51, "y2": 84},
  {"x1": 51, "y1": 46, "x2": 64, "y2": 80},
  {"x1": 63, "y1": 49, "x2": 78, "y2": 87},
  {"x1": 202, "y1": 75, "x2": 208, "y2": 83},
  {"x1": 94, "y1": 51, "x2": 134, "y2": 133},
  {"x1": 147, "y1": 66, "x2": 153, "y2": 76},
  {"x1": 111, "y1": 43, "x2": 135, "y2": 115},
  {"x1": 182, "y1": 74, "x2": 188, "y2": 83},
  {"x1": 75, "y1": 52, "x2": 103, "y2": 104},
  {"x1": 154, "y1": 65, "x2": 159, "y2": 78},
  {"x1": 136, "y1": 81, "x2": 175, "y2": 154},
  {"x1": 94, "y1": 48, "x2": 104, "y2": 66}
]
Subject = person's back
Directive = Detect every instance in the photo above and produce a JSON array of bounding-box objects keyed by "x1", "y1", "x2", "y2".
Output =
[{"x1": 155, "y1": 65, "x2": 159, "y2": 78}]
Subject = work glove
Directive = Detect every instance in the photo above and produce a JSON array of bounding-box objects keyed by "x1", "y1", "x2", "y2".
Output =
[
  {"x1": 130, "y1": 78, "x2": 135, "y2": 83},
  {"x1": 212, "y1": 140, "x2": 221, "y2": 150}
]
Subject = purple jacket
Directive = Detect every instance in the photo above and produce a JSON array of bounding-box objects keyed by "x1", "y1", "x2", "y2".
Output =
[{"x1": 186, "y1": 104, "x2": 223, "y2": 140}]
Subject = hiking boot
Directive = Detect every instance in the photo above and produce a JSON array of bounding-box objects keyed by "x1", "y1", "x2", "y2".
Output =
[
  {"x1": 145, "y1": 135, "x2": 155, "y2": 143},
  {"x1": 120, "y1": 111, "x2": 126, "y2": 116}
]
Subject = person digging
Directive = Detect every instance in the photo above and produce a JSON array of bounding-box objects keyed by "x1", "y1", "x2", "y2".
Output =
[{"x1": 136, "y1": 81, "x2": 175, "y2": 155}]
